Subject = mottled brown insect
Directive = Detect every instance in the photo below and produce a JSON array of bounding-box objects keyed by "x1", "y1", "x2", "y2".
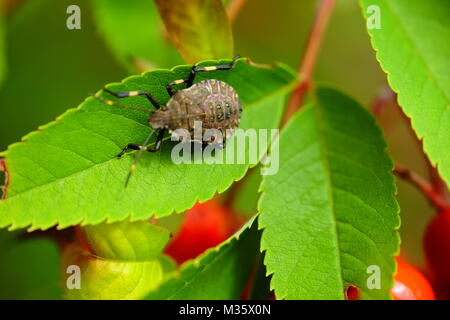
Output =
[
  {"x1": 96, "y1": 56, "x2": 241, "y2": 186},
  {"x1": 150, "y1": 78, "x2": 242, "y2": 144}
]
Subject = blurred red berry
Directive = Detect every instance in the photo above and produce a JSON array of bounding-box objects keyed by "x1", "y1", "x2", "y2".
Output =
[
  {"x1": 345, "y1": 285, "x2": 360, "y2": 300},
  {"x1": 424, "y1": 209, "x2": 450, "y2": 287},
  {"x1": 164, "y1": 200, "x2": 241, "y2": 264},
  {"x1": 391, "y1": 258, "x2": 435, "y2": 300}
]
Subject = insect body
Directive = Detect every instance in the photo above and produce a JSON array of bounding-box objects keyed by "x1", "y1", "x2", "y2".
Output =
[
  {"x1": 150, "y1": 79, "x2": 242, "y2": 145},
  {"x1": 97, "y1": 56, "x2": 242, "y2": 186}
]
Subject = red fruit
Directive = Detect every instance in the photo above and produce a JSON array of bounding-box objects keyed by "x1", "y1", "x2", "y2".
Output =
[
  {"x1": 391, "y1": 258, "x2": 435, "y2": 300},
  {"x1": 164, "y1": 200, "x2": 240, "y2": 264},
  {"x1": 424, "y1": 209, "x2": 450, "y2": 286},
  {"x1": 345, "y1": 285, "x2": 360, "y2": 300}
]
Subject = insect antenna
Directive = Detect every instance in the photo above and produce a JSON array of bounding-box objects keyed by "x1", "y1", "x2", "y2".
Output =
[
  {"x1": 124, "y1": 130, "x2": 155, "y2": 188},
  {"x1": 89, "y1": 93, "x2": 153, "y2": 113}
]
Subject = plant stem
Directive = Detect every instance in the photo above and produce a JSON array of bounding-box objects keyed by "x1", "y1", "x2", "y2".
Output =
[
  {"x1": 228, "y1": 1, "x2": 336, "y2": 207},
  {"x1": 371, "y1": 87, "x2": 396, "y2": 116},
  {"x1": 394, "y1": 163, "x2": 449, "y2": 212},
  {"x1": 370, "y1": 88, "x2": 450, "y2": 211},
  {"x1": 227, "y1": 0, "x2": 248, "y2": 23},
  {"x1": 282, "y1": 0, "x2": 336, "y2": 126}
]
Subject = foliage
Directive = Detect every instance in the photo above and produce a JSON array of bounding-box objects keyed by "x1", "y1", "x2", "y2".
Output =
[
  {"x1": 145, "y1": 219, "x2": 260, "y2": 300},
  {"x1": 259, "y1": 88, "x2": 400, "y2": 299},
  {"x1": 64, "y1": 220, "x2": 171, "y2": 299},
  {"x1": 91, "y1": 0, "x2": 182, "y2": 71},
  {"x1": 0, "y1": 0, "x2": 447, "y2": 301},
  {"x1": 360, "y1": 0, "x2": 450, "y2": 187},
  {"x1": 154, "y1": 0, "x2": 233, "y2": 63},
  {"x1": 0, "y1": 58, "x2": 296, "y2": 231}
]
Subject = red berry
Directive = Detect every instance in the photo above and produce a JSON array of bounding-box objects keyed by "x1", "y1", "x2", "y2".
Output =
[
  {"x1": 345, "y1": 285, "x2": 360, "y2": 300},
  {"x1": 164, "y1": 200, "x2": 240, "y2": 264},
  {"x1": 391, "y1": 258, "x2": 435, "y2": 300},
  {"x1": 424, "y1": 209, "x2": 450, "y2": 286}
]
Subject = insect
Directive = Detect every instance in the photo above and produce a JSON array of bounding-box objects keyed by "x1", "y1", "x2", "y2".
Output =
[{"x1": 94, "y1": 56, "x2": 242, "y2": 186}]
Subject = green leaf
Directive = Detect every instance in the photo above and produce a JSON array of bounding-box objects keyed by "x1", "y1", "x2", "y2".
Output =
[
  {"x1": 231, "y1": 167, "x2": 263, "y2": 217},
  {"x1": 64, "y1": 221, "x2": 170, "y2": 300},
  {"x1": 80, "y1": 220, "x2": 171, "y2": 261},
  {"x1": 154, "y1": 0, "x2": 233, "y2": 63},
  {"x1": 258, "y1": 88, "x2": 400, "y2": 300},
  {"x1": 91, "y1": 0, "x2": 182, "y2": 71},
  {"x1": 63, "y1": 245, "x2": 164, "y2": 300},
  {"x1": 145, "y1": 218, "x2": 260, "y2": 300},
  {"x1": 360, "y1": 0, "x2": 450, "y2": 187},
  {"x1": 0, "y1": 58, "x2": 296, "y2": 231}
]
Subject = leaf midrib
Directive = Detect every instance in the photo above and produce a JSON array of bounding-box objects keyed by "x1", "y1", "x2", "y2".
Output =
[
  {"x1": 314, "y1": 102, "x2": 345, "y2": 299},
  {"x1": 2, "y1": 83, "x2": 295, "y2": 202}
]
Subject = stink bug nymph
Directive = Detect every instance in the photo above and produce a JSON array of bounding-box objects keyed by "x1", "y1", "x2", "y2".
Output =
[{"x1": 94, "y1": 56, "x2": 242, "y2": 186}]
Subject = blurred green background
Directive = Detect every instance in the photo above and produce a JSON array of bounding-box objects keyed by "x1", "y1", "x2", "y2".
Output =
[{"x1": 0, "y1": 0, "x2": 435, "y2": 299}]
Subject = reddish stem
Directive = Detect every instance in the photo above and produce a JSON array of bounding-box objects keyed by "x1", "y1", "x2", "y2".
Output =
[
  {"x1": 371, "y1": 89, "x2": 450, "y2": 210},
  {"x1": 394, "y1": 164, "x2": 449, "y2": 212},
  {"x1": 371, "y1": 87, "x2": 396, "y2": 116},
  {"x1": 282, "y1": 0, "x2": 336, "y2": 126},
  {"x1": 227, "y1": 1, "x2": 336, "y2": 206},
  {"x1": 227, "y1": 0, "x2": 247, "y2": 23}
]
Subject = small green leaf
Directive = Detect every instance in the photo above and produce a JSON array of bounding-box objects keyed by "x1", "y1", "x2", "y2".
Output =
[
  {"x1": 81, "y1": 220, "x2": 171, "y2": 261},
  {"x1": 258, "y1": 88, "x2": 400, "y2": 299},
  {"x1": 158, "y1": 253, "x2": 178, "y2": 275},
  {"x1": 64, "y1": 221, "x2": 170, "y2": 300},
  {"x1": 91, "y1": 0, "x2": 182, "y2": 71},
  {"x1": 0, "y1": 58, "x2": 296, "y2": 231},
  {"x1": 154, "y1": 0, "x2": 234, "y2": 63},
  {"x1": 145, "y1": 218, "x2": 260, "y2": 300},
  {"x1": 360, "y1": 0, "x2": 450, "y2": 187},
  {"x1": 63, "y1": 245, "x2": 164, "y2": 300}
]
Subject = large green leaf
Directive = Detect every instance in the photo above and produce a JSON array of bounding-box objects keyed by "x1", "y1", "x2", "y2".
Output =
[
  {"x1": 154, "y1": 0, "x2": 233, "y2": 63},
  {"x1": 258, "y1": 88, "x2": 400, "y2": 300},
  {"x1": 360, "y1": 0, "x2": 450, "y2": 187},
  {"x1": 145, "y1": 218, "x2": 260, "y2": 300},
  {"x1": 0, "y1": 58, "x2": 296, "y2": 230},
  {"x1": 91, "y1": 0, "x2": 182, "y2": 71}
]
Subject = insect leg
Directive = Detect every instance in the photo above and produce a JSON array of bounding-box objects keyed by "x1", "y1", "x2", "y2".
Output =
[
  {"x1": 120, "y1": 129, "x2": 165, "y2": 187},
  {"x1": 166, "y1": 78, "x2": 188, "y2": 97},
  {"x1": 186, "y1": 55, "x2": 240, "y2": 87},
  {"x1": 166, "y1": 56, "x2": 241, "y2": 95},
  {"x1": 103, "y1": 88, "x2": 161, "y2": 110},
  {"x1": 117, "y1": 129, "x2": 166, "y2": 158},
  {"x1": 147, "y1": 129, "x2": 166, "y2": 152}
]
